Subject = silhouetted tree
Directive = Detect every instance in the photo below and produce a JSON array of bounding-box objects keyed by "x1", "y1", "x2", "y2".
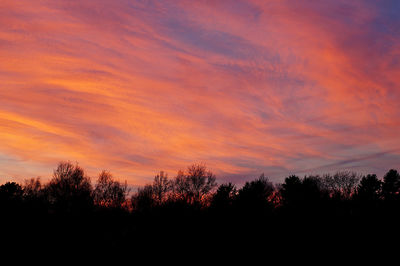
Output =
[
  {"x1": 22, "y1": 178, "x2": 47, "y2": 213},
  {"x1": 171, "y1": 170, "x2": 188, "y2": 202},
  {"x1": 45, "y1": 161, "x2": 93, "y2": 213},
  {"x1": 130, "y1": 171, "x2": 172, "y2": 212},
  {"x1": 321, "y1": 171, "x2": 360, "y2": 200},
  {"x1": 0, "y1": 182, "x2": 23, "y2": 213},
  {"x1": 236, "y1": 174, "x2": 274, "y2": 215},
  {"x1": 93, "y1": 170, "x2": 128, "y2": 209},
  {"x1": 353, "y1": 174, "x2": 382, "y2": 216},
  {"x1": 0, "y1": 182, "x2": 23, "y2": 200},
  {"x1": 23, "y1": 178, "x2": 42, "y2": 198},
  {"x1": 279, "y1": 175, "x2": 303, "y2": 208},
  {"x1": 171, "y1": 164, "x2": 217, "y2": 205},
  {"x1": 302, "y1": 176, "x2": 324, "y2": 200},
  {"x1": 279, "y1": 175, "x2": 326, "y2": 216},
  {"x1": 382, "y1": 169, "x2": 400, "y2": 202},
  {"x1": 3, "y1": 160, "x2": 400, "y2": 252},
  {"x1": 152, "y1": 171, "x2": 171, "y2": 205},
  {"x1": 301, "y1": 176, "x2": 328, "y2": 214},
  {"x1": 357, "y1": 174, "x2": 382, "y2": 202},
  {"x1": 210, "y1": 182, "x2": 237, "y2": 210},
  {"x1": 131, "y1": 184, "x2": 155, "y2": 212}
]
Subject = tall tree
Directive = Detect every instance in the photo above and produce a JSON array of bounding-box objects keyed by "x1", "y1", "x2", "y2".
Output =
[
  {"x1": 357, "y1": 174, "x2": 382, "y2": 202},
  {"x1": 131, "y1": 185, "x2": 155, "y2": 212},
  {"x1": 0, "y1": 182, "x2": 23, "y2": 213},
  {"x1": 321, "y1": 171, "x2": 360, "y2": 200},
  {"x1": 93, "y1": 170, "x2": 128, "y2": 209},
  {"x1": 152, "y1": 171, "x2": 171, "y2": 205},
  {"x1": 236, "y1": 174, "x2": 275, "y2": 214},
  {"x1": 45, "y1": 162, "x2": 93, "y2": 213},
  {"x1": 171, "y1": 164, "x2": 217, "y2": 204},
  {"x1": 211, "y1": 182, "x2": 237, "y2": 210},
  {"x1": 382, "y1": 169, "x2": 400, "y2": 201},
  {"x1": 279, "y1": 175, "x2": 303, "y2": 208}
]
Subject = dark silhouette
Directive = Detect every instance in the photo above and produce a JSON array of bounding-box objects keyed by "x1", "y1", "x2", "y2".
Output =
[
  {"x1": 279, "y1": 175, "x2": 326, "y2": 215},
  {"x1": 210, "y1": 182, "x2": 237, "y2": 211},
  {"x1": 131, "y1": 184, "x2": 155, "y2": 212},
  {"x1": 93, "y1": 170, "x2": 129, "y2": 209},
  {"x1": 321, "y1": 171, "x2": 360, "y2": 200},
  {"x1": 235, "y1": 174, "x2": 274, "y2": 217},
  {"x1": 382, "y1": 169, "x2": 400, "y2": 201},
  {"x1": 151, "y1": 171, "x2": 171, "y2": 205},
  {"x1": 356, "y1": 174, "x2": 382, "y2": 203},
  {"x1": 45, "y1": 161, "x2": 93, "y2": 213},
  {"x1": 1, "y1": 161, "x2": 400, "y2": 254},
  {"x1": 0, "y1": 181, "x2": 23, "y2": 214},
  {"x1": 131, "y1": 164, "x2": 217, "y2": 214},
  {"x1": 170, "y1": 164, "x2": 217, "y2": 204}
]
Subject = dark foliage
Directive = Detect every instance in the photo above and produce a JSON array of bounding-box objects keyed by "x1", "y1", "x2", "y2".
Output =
[
  {"x1": 1, "y1": 162, "x2": 400, "y2": 255},
  {"x1": 210, "y1": 182, "x2": 237, "y2": 211},
  {"x1": 235, "y1": 174, "x2": 274, "y2": 216},
  {"x1": 93, "y1": 170, "x2": 129, "y2": 209},
  {"x1": 45, "y1": 161, "x2": 93, "y2": 213},
  {"x1": 382, "y1": 169, "x2": 400, "y2": 201},
  {"x1": 0, "y1": 181, "x2": 23, "y2": 214}
]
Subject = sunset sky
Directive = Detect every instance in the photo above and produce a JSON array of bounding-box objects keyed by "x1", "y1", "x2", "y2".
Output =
[{"x1": 1, "y1": 0, "x2": 399, "y2": 186}]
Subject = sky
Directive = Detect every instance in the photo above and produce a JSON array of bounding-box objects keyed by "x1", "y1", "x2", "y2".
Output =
[{"x1": 0, "y1": 0, "x2": 399, "y2": 186}]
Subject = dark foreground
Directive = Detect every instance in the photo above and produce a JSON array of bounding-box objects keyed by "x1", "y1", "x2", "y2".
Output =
[{"x1": 2, "y1": 163, "x2": 400, "y2": 257}]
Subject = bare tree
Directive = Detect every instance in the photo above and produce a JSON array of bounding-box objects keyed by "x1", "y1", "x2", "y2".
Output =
[
  {"x1": 130, "y1": 171, "x2": 172, "y2": 211},
  {"x1": 321, "y1": 171, "x2": 361, "y2": 200},
  {"x1": 171, "y1": 164, "x2": 217, "y2": 204},
  {"x1": 152, "y1": 171, "x2": 171, "y2": 205},
  {"x1": 23, "y1": 178, "x2": 42, "y2": 198},
  {"x1": 93, "y1": 170, "x2": 129, "y2": 209},
  {"x1": 131, "y1": 184, "x2": 155, "y2": 212},
  {"x1": 45, "y1": 161, "x2": 93, "y2": 212}
]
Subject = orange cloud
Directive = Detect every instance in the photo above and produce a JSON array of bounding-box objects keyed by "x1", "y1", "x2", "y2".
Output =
[{"x1": 0, "y1": 0, "x2": 399, "y2": 185}]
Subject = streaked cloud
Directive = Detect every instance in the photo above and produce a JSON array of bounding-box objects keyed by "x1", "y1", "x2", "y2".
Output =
[{"x1": 0, "y1": 0, "x2": 399, "y2": 185}]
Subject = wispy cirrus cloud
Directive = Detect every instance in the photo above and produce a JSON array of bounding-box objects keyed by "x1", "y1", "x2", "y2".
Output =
[{"x1": 0, "y1": 0, "x2": 399, "y2": 185}]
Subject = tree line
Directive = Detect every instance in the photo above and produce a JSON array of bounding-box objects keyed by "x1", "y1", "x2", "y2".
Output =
[
  {"x1": 1, "y1": 161, "x2": 400, "y2": 217},
  {"x1": 1, "y1": 161, "x2": 400, "y2": 252}
]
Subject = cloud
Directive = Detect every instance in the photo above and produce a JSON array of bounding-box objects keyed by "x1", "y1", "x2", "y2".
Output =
[{"x1": 0, "y1": 0, "x2": 399, "y2": 185}]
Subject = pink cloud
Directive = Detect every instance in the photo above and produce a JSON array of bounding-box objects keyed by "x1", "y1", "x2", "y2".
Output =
[{"x1": 0, "y1": 0, "x2": 399, "y2": 185}]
